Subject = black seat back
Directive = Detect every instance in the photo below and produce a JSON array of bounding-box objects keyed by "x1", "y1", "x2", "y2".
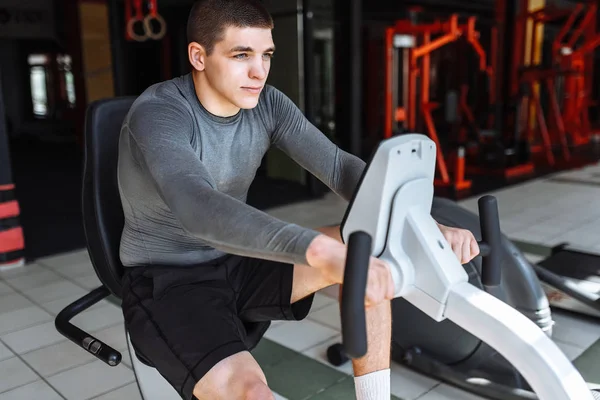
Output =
[{"x1": 82, "y1": 97, "x2": 136, "y2": 299}]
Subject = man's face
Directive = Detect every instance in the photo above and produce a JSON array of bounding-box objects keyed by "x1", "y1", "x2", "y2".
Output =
[{"x1": 203, "y1": 26, "x2": 274, "y2": 111}]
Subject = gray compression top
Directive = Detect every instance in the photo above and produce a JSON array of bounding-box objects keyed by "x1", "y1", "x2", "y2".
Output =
[{"x1": 117, "y1": 73, "x2": 366, "y2": 267}]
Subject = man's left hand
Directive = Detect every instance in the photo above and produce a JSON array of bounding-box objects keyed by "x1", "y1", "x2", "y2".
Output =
[{"x1": 436, "y1": 222, "x2": 480, "y2": 264}]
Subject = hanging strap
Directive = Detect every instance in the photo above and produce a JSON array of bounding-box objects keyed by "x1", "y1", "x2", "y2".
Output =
[
  {"x1": 126, "y1": 0, "x2": 148, "y2": 42},
  {"x1": 143, "y1": 0, "x2": 167, "y2": 40}
]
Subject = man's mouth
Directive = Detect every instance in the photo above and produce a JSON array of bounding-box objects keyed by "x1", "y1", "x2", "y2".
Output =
[{"x1": 242, "y1": 86, "x2": 263, "y2": 94}]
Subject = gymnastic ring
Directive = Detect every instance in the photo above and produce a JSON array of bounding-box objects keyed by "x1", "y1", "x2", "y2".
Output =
[
  {"x1": 143, "y1": 13, "x2": 167, "y2": 40},
  {"x1": 127, "y1": 17, "x2": 148, "y2": 42}
]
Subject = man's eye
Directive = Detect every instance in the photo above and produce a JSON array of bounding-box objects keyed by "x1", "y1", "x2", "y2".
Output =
[
  {"x1": 234, "y1": 53, "x2": 247, "y2": 59},
  {"x1": 263, "y1": 53, "x2": 274, "y2": 60}
]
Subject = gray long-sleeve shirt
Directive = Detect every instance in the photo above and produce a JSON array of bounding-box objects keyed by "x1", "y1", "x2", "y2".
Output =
[{"x1": 117, "y1": 73, "x2": 365, "y2": 267}]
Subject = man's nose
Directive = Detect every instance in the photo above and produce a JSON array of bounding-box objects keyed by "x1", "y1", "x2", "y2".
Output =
[{"x1": 249, "y1": 59, "x2": 267, "y2": 80}]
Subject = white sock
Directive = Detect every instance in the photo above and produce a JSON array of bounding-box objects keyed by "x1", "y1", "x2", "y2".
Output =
[{"x1": 354, "y1": 368, "x2": 391, "y2": 400}]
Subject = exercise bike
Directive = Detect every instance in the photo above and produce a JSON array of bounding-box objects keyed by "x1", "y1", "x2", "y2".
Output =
[
  {"x1": 53, "y1": 98, "x2": 597, "y2": 399},
  {"x1": 335, "y1": 133, "x2": 598, "y2": 400}
]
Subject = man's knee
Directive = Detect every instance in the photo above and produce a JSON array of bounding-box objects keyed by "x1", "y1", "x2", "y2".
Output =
[
  {"x1": 193, "y1": 377, "x2": 274, "y2": 400},
  {"x1": 192, "y1": 351, "x2": 273, "y2": 400},
  {"x1": 243, "y1": 381, "x2": 275, "y2": 400}
]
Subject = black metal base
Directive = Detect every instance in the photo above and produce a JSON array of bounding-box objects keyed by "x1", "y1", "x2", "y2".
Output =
[{"x1": 326, "y1": 342, "x2": 541, "y2": 400}]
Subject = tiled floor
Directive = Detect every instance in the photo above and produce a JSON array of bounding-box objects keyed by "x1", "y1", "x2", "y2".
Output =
[{"x1": 2, "y1": 163, "x2": 600, "y2": 399}]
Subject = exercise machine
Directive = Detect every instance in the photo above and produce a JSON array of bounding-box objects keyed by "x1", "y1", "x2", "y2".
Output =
[
  {"x1": 383, "y1": 12, "x2": 538, "y2": 190},
  {"x1": 331, "y1": 133, "x2": 598, "y2": 399},
  {"x1": 328, "y1": 132, "x2": 600, "y2": 398},
  {"x1": 384, "y1": 14, "x2": 489, "y2": 191},
  {"x1": 512, "y1": 1, "x2": 600, "y2": 169},
  {"x1": 546, "y1": 1, "x2": 600, "y2": 147}
]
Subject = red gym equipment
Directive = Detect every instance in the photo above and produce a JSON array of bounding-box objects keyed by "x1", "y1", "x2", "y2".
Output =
[{"x1": 384, "y1": 14, "x2": 491, "y2": 191}]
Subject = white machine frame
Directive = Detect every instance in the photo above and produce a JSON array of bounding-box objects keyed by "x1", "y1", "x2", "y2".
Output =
[{"x1": 342, "y1": 133, "x2": 593, "y2": 400}]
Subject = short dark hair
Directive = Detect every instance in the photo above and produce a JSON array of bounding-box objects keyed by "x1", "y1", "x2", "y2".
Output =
[{"x1": 187, "y1": 0, "x2": 274, "y2": 55}]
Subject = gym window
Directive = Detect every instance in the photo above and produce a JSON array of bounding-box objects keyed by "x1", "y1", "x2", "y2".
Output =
[
  {"x1": 28, "y1": 54, "x2": 49, "y2": 117},
  {"x1": 27, "y1": 53, "x2": 77, "y2": 119},
  {"x1": 57, "y1": 54, "x2": 76, "y2": 109}
]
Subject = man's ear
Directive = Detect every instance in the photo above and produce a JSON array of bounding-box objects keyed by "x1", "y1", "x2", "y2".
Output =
[{"x1": 188, "y1": 42, "x2": 207, "y2": 71}]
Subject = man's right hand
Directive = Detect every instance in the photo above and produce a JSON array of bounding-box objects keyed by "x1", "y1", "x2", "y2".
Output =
[{"x1": 306, "y1": 234, "x2": 395, "y2": 307}]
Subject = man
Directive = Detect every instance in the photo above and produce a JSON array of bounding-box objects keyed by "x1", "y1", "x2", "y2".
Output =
[{"x1": 118, "y1": 1, "x2": 480, "y2": 399}]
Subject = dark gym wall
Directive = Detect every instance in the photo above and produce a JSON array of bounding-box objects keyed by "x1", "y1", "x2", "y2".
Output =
[
  {"x1": 0, "y1": 40, "x2": 26, "y2": 139},
  {"x1": 0, "y1": 66, "x2": 11, "y2": 185},
  {"x1": 0, "y1": 0, "x2": 91, "y2": 143},
  {"x1": 364, "y1": 0, "x2": 496, "y2": 22},
  {"x1": 0, "y1": 0, "x2": 58, "y2": 140}
]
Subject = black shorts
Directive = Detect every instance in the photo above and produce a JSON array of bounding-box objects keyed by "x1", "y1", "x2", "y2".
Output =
[{"x1": 120, "y1": 254, "x2": 314, "y2": 400}]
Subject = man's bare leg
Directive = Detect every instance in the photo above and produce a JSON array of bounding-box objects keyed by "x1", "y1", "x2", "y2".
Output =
[
  {"x1": 290, "y1": 225, "x2": 392, "y2": 377},
  {"x1": 193, "y1": 351, "x2": 274, "y2": 400},
  {"x1": 340, "y1": 285, "x2": 391, "y2": 376}
]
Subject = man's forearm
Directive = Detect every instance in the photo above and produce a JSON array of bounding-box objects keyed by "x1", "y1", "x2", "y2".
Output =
[{"x1": 336, "y1": 149, "x2": 367, "y2": 202}]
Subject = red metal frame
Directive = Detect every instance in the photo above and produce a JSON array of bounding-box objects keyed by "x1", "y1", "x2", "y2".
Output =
[
  {"x1": 554, "y1": 2, "x2": 600, "y2": 147},
  {"x1": 513, "y1": 1, "x2": 600, "y2": 161},
  {"x1": 384, "y1": 14, "x2": 490, "y2": 191}
]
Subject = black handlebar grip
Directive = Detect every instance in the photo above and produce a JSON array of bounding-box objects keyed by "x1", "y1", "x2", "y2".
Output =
[
  {"x1": 477, "y1": 242, "x2": 491, "y2": 257},
  {"x1": 79, "y1": 332, "x2": 122, "y2": 366},
  {"x1": 55, "y1": 286, "x2": 122, "y2": 367},
  {"x1": 341, "y1": 231, "x2": 372, "y2": 359},
  {"x1": 477, "y1": 195, "x2": 502, "y2": 286}
]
